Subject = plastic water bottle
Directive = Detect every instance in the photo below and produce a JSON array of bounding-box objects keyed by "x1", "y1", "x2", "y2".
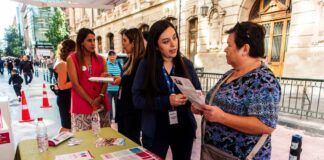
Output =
[
  {"x1": 91, "y1": 108, "x2": 101, "y2": 137},
  {"x1": 36, "y1": 117, "x2": 48, "y2": 152}
]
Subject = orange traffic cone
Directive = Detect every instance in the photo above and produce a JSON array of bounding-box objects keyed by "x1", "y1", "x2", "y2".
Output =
[
  {"x1": 19, "y1": 90, "x2": 34, "y2": 123},
  {"x1": 40, "y1": 90, "x2": 52, "y2": 108}
]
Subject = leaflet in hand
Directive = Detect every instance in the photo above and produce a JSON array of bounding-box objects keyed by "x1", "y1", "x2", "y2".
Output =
[
  {"x1": 170, "y1": 76, "x2": 205, "y2": 108},
  {"x1": 88, "y1": 77, "x2": 114, "y2": 83},
  {"x1": 48, "y1": 132, "x2": 73, "y2": 146},
  {"x1": 55, "y1": 150, "x2": 94, "y2": 160}
]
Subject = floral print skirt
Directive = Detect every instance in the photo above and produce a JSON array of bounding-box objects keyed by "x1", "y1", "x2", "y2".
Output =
[{"x1": 71, "y1": 111, "x2": 110, "y2": 132}]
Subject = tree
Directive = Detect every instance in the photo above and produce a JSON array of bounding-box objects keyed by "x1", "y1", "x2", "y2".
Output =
[
  {"x1": 4, "y1": 25, "x2": 23, "y2": 57},
  {"x1": 45, "y1": 8, "x2": 69, "y2": 51}
]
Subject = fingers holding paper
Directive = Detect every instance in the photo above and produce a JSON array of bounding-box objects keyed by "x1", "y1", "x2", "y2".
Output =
[{"x1": 169, "y1": 94, "x2": 188, "y2": 107}]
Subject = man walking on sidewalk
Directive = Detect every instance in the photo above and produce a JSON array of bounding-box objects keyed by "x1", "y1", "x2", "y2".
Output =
[{"x1": 20, "y1": 55, "x2": 34, "y2": 85}]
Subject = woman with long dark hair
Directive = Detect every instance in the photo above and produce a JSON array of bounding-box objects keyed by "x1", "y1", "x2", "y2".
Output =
[
  {"x1": 132, "y1": 20, "x2": 201, "y2": 159},
  {"x1": 67, "y1": 28, "x2": 111, "y2": 132},
  {"x1": 112, "y1": 28, "x2": 145, "y2": 144}
]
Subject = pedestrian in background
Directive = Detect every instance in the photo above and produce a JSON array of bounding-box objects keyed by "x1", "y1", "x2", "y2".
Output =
[
  {"x1": 9, "y1": 68, "x2": 23, "y2": 102},
  {"x1": 7, "y1": 58, "x2": 14, "y2": 75},
  {"x1": 192, "y1": 22, "x2": 281, "y2": 159},
  {"x1": 106, "y1": 50, "x2": 122, "y2": 122},
  {"x1": 132, "y1": 20, "x2": 201, "y2": 159},
  {"x1": 67, "y1": 28, "x2": 111, "y2": 132},
  {"x1": 112, "y1": 28, "x2": 145, "y2": 145},
  {"x1": 54, "y1": 39, "x2": 76, "y2": 132},
  {"x1": 20, "y1": 55, "x2": 34, "y2": 85},
  {"x1": 0, "y1": 58, "x2": 4, "y2": 75}
]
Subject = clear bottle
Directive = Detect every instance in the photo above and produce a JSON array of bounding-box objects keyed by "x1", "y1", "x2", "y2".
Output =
[
  {"x1": 36, "y1": 117, "x2": 48, "y2": 152},
  {"x1": 91, "y1": 108, "x2": 101, "y2": 137}
]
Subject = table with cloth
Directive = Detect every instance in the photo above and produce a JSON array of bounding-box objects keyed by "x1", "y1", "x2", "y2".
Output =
[{"x1": 14, "y1": 127, "x2": 139, "y2": 160}]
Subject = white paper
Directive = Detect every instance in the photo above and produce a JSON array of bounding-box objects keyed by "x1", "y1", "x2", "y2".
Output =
[
  {"x1": 88, "y1": 77, "x2": 114, "y2": 82},
  {"x1": 171, "y1": 76, "x2": 205, "y2": 109},
  {"x1": 48, "y1": 132, "x2": 73, "y2": 146},
  {"x1": 55, "y1": 151, "x2": 93, "y2": 160}
]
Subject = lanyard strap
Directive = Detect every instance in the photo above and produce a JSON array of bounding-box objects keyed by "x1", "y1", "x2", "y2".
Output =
[{"x1": 162, "y1": 65, "x2": 175, "y2": 94}]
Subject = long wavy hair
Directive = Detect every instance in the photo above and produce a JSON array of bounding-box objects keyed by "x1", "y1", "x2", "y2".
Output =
[
  {"x1": 122, "y1": 28, "x2": 145, "y2": 75},
  {"x1": 76, "y1": 28, "x2": 98, "y2": 69},
  {"x1": 143, "y1": 20, "x2": 190, "y2": 98}
]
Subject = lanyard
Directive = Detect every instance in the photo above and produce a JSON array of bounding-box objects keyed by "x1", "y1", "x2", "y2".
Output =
[{"x1": 162, "y1": 65, "x2": 175, "y2": 94}]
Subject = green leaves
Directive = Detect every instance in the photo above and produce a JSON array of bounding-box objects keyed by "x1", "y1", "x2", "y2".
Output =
[
  {"x1": 4, "y1": 25, "x2": 23, "y2": 57},
  {"x1": 45, "y1": 8, "x2": 69, "y2": 51}
]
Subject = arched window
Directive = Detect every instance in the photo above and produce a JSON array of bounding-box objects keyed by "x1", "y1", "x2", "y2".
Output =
[
  {"x1": 188, "y1": 18, "x2": 198, "y2": 62},
  {"x1": 97, "y1": 36, "x2": 102, "y2": 53},
  {"x1": 106, "y1": 33, "x2": 114, "y2": 50},
  {"x1": 250, "y1": 0, "x2": 291, "y2": 76},
  {"x1": 138, "y1": 24, "x2": 149, "y2": 32}
]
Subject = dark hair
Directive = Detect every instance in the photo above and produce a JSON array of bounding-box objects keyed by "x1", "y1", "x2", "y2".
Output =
[
  {"x1": 76, "y1": 28, "x2": 97, "y2": 66},
  {"x1": 122, "y1": 28, "x2": 145, "y2": 75},
  {"x1": 225, "y1": 22, "x2": 266, "y2": 58},
  {"x1": 108, "y1": 50, "x2": 116, "y2": 56},
  {"x1": 60, "y1": 39, "x2": 76, "y2": 61},
  {"x1": 142, "y1": 31, "x2": 149, "y2": 41},
  {"x1": 12, "y1": 68, "x2": 17, "y2": 73},
  {"x1": 143, "y1": 20, "x2": 190, "y2": 98}
]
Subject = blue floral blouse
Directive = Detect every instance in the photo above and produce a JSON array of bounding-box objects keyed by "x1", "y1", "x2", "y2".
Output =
[{"x1": 204, "y1": 64, "x2": 281, "y2": 160}]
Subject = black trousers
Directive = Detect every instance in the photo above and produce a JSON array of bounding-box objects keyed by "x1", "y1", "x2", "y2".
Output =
[
  {"x1": 23, "y1": 72, "x2": 33, "y2": 85},
  {"x1": 56, "y1": 90, "x2": 71, "y2": 129},
  {"x1": 143, "y1": 127, "x2": 194, "y2": 160},
  {"x1": 13, "y1": 85, "x2": 21, "y2": 97},
  {"x1": 117, "y1": 114, "x2": 141, "y2": 145}
]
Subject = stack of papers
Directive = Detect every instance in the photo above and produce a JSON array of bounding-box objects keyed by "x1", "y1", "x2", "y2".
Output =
[
  {"x1": 48, "y1": 132, "x2": 73, "y2": 146},
  {"x1": 88, "y1": 77, "x2": 114, "y2": 83},
  {"x1": 101, "y1": 147, "x2": 161, "y2": 160}
]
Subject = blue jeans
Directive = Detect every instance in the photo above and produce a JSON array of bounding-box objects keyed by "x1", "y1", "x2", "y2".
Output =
[{"x1": 23, "y1": 72, "x2": 33, "y2": 85}]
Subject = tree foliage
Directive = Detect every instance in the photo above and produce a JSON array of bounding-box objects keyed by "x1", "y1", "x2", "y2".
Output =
[
  {"x1": 45, "y1": 8, "x2": 69, "y2": 51},
  {"x1": 4, "y1": 25, "x2": 23, "y2": 57}
]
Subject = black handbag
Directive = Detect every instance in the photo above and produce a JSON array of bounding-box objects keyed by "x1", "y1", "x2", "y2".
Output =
[
  {"x1": 201, "y1": 72, "x2": 268, "y2": 160},
  {"x1": 49, "y1": 83, "x2": 60, "y2": 95}
]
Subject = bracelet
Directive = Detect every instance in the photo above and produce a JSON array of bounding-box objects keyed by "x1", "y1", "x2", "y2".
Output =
[{"x1": 99, "y1": 93, "x2": 105, "y2": 98}]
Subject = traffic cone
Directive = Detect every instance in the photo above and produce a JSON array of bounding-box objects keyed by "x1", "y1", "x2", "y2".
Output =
[
  {"x1": 40, "y1": 90, "x2": 52, "y2": 108},
  {"x1": 19, "y1": 90, "x2": 34, "y2": 123}
]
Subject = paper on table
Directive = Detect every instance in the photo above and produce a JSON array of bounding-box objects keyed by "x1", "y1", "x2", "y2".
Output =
[
  {"x1": 170, "y1": 76, "x2": 205, "y2": 109},
  {"x1": 88, "y1": 77, "x2": 114, "y2": 82},
  {"x1": 55, "y1": 150, "x2": 93, "y2": 160}
]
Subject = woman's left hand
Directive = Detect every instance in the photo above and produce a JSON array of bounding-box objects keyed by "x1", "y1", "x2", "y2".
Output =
[
  {"x1": 202, "y1": 105, "x2": 226, "y2": 123},
  {"x1": 92, "y1": 96, "x2": 103, "y2": 107}
]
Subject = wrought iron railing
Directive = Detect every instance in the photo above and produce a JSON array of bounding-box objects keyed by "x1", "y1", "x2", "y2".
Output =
[{"x1": 196, "y1": 72, "x2": 324, "y2": 120}]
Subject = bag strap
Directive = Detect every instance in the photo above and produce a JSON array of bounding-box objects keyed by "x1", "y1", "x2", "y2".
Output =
[
  {"x1": 201, "y1": 71, "x2": 269, "y2": 159},
  {"x1": 245, "y1": 134, "x2": 269, "y2": 160},
  {"x1": 202, "y1": 72, "x2": 233, "y2": 145}
]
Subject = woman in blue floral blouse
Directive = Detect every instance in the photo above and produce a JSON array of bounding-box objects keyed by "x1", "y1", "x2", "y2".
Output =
[{"x1": 192, "y1": 22, "x2": 281, "y2": 159}]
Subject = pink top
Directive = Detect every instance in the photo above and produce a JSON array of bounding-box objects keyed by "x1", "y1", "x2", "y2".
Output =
[{"x1": 70, "y1": 53, "x2": 111, "y2": 114}]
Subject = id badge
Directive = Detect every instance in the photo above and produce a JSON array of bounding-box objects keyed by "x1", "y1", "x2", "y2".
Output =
[{"x1": 168, "y1": 110, "x2": 178, "y2": 125}]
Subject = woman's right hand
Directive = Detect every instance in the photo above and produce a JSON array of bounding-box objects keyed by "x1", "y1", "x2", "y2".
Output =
[
  {"x1": 112, "y1": 76, "x2": 121, "y2": 85},
  {"x1": 169, "y1": 94, "x2": 187, "y2": 107}
]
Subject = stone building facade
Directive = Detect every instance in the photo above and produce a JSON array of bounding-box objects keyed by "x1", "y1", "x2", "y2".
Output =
[{"x1": 68, "y1": 0, "x2": 324, "y2": 79}]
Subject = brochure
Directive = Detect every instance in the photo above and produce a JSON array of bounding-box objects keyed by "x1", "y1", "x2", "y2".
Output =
[
  {"x1": 48, "y1": 132, "x2": 73, "y2": 146},
  {"x1": 55, "y1": 150, "x2": 93, "y2": 160},
  {"x1": 101, "y1": 147, "x2": 161, "y2": 160},
  {"x1": 170, "y1": 76, "x2": 205, "y2": 109},
  {"x1": 95, "y1": 137, "x2": 125, "y2": 147},
  {"x1": 88, "y1": 77, "x2": 114, "y2": 83}
]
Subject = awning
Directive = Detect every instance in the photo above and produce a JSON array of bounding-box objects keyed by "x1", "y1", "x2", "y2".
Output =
[{"x1": 11, "y1": 0, "x2": 126, "y2": 9}]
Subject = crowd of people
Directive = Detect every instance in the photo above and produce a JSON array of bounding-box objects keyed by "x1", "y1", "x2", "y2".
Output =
[{"x1": 4, "y1": 20, "x2": 281, "y2": 160}]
